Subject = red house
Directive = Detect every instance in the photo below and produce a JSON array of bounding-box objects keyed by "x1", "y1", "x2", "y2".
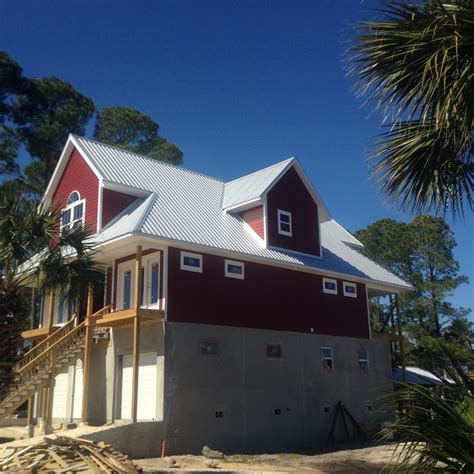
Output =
[{"x1": 1, "y1": 135, "x2": 411, "y2": 454}]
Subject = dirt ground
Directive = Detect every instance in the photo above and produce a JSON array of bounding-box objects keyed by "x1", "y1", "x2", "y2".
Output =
[
  {"x1": 1, "y1": 426, "x2": 400, "y2": 472},
  {"x1": 136, "y1": 443, "x2": 400, "y2": 473}
]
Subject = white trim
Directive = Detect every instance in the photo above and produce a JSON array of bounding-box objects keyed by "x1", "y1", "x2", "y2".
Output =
[
  {"x1": 90, "y1": 233, "x2": 412, "y2": 294},
  {"x1": 102, "y1": 180, "x2": 151, "y2": 198},
  {"x1": 242, "y1": 220, "x2": 265, "y2": 247},
  {"x1": 343, "y1": 281, "x2": 357, "y2": 298},
  {"x1": 223, "y1": 198, "x2": 263, "y2": 214},
  {"x1": 163, "y1": 247, "x2": 168, "y2": 318},
  {"x1": 358, "y1": 349, "x2": 369, "y2": 370},
  {"x1": 41, "y1": 135, "x2": 103, "y2": 208},
  {"x1": 267, "y1": 245, "x2": 322, "y2": 260},
  {"x1": 180, "y1": 251, "x2": 203, "y2": 273},
  {"x1": 59, "y1": 192, "x2": 86, "y2": 235},
  {"x1": 225, "y1": 259, "x2": 245, "y2": 280},
  {"x1": 277, "y1": 209, "x2": 292, "y2": 237},
  {"x1": 366, "y1": 286, "x2": 372, "y2": 340},
  {"x1": 97, "y1": 179, "x2": 104, "y2": 233},
  {"x1": 322, "y1": 277, "x2": 337, "y2": 295},
  {"x1": 263, "y1": 196, "x2": 268, "y2": 246}
]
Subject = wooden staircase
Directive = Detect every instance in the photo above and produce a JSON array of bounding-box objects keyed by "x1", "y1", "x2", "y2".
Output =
[{"x1": 0, "y1": 305, "x2": 112, "y2": 421}]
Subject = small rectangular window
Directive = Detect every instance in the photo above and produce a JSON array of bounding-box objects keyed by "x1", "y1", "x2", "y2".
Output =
[
  {"x1": 274, "y1": 408, "x2": 282, "y2": 415},
  {"x1": 200, "y1": 339, "x2": 218, "y2": 356},
  {"x1": 73, "y1": 202, "x2": 83, "y2": 220},
  {"x1": 343, "y1": 282, "x2": 357, "y2": 298},
  {"x1": 215, "y1": 411, "x2": 224, "y2": 418},
  {"x1": 358, "y1": 350, "x2": 369, "y2": 370},
  {"x1": 277, "y1": 210, "x2": 292, "y2": 237},
  {"x1": 181, "y1": 251, "x2": 203, "y2": 273},
  {"x1": 321, "y1": 347, "x2": 333, "y2": 370},
  {"x1": 266, "y1": 344, "x2": 282, "y2": 359},
  {"x1": 323, "y1": 278, "x2": 337, "y2": 295},
  {"x1": 61, "y1": 209, "x2": 71, "y2": 225},
  {"x1": 225, "y1": 259, "x2": 244, "y2": 280}
]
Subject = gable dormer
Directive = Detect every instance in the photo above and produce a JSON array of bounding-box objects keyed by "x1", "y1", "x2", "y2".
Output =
[{"x1": 223, "y1": 158, "x2": 329, "y2": 257}]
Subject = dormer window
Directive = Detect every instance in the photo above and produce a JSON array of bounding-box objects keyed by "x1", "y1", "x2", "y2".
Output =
[
  {"x1": 277, "y1": 209, "x2": 292, "y2": 237},
  {"x1": 60, "y1": 191, "x2": 85, "y2": 234}
]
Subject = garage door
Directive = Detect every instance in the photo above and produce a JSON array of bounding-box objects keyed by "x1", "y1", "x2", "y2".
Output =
[
  {"x1": 121, "y1": 352, "x2": 157, "y2": 420},
  {"x1": 52, "y1": 369, "x2": 69, "y2": 419},
  {"x1": 72, "y1": 359, "x2": 83, "y2": 419}
]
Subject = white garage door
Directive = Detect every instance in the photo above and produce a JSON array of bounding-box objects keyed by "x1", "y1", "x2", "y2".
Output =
[
  {"x1": 121, "y1": 352, "x2": 157, "y2": 420},
  {"x1": 72, "y1": 359, "x2": 83, "y2": 419},
  {"x1": 52, "y1": 369, "x2": 69, "y2": 419}
]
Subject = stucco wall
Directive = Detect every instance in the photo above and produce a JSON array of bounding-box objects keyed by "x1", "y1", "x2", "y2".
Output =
[{"x1": 163, "y1": 321, "x2": 393, "y2": 455}]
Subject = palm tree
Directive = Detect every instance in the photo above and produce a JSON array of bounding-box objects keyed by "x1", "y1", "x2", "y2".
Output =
[
  {"x1": 350, "y1": 0, "x2": 474, "y2": 217},
  {"x1": 0, "y1": 183, "x2": 103, "y2": 395}
]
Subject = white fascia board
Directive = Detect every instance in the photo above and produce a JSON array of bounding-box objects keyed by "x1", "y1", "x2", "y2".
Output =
[
  {"x1": 101, "y1": 232, "x2": 412, "y2": 294},
  {"x1": 102, "y1": 180, "x2": 151, "y2": 198},
  {"x1": 223, "y1": 198, "x2": 263, "y2": 214},
  {"x1": 41, "y1": 135, "x2": 103, "y2": 209}
]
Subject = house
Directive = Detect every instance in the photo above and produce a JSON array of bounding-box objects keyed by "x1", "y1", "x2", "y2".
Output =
[{"x1": 0, "y1": 135, "x2": 411, "y2": 454}]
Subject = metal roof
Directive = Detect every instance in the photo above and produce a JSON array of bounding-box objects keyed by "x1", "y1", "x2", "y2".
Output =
[
  {"x1": 72, "y1": 135, "x2": 412, "y2": 290},
  {"x1": 222, "y1": 158, "x2": 294, "y2": 209}
]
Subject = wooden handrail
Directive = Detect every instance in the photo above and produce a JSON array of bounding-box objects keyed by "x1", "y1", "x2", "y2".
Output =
[
  {"x1": 15, "y1": 315, "x2": 77, "y2": 372},
  {"x1": 18, "y1": 321, "x2": 86, "y2": 376},
  {"x1": 89, "y1": 304, "x2": 113, "y2": 320}
]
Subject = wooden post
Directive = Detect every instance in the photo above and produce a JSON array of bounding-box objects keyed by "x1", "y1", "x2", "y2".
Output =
[
  {"x1": 81, "y1": 287, "x2": 94, "y2": 425},
  {"x1": 48, "y1": 290, "x2": 56, "y2": 328},
  {"x1": 395, "y1": 293, "x2": 407, "y2": 383},
  {"x1": 44, "y1": 350, "x2": 55, "y2": 434},
  {"x1": 25, "y1": 397, "x2": 34, "y2": 438},
  {"x1": 30, "y1": 287, "x2": 36, "y2": 330},
  {"x1": 131, "y1": 245, "x2": 142, "y2": 422}
]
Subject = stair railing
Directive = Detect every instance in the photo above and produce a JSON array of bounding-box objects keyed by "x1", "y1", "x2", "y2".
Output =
[{"x1": 15, "y1": 315, "x2": 77, "y2": 373}]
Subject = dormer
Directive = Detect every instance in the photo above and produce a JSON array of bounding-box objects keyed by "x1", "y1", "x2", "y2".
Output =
[{"x1": 223, "y1": 158, "x2": 330, "y2": 257}]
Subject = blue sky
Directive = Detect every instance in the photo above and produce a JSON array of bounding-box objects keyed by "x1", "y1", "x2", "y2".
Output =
[{"x1": 1, "y1": 0, "x2": 472, "y2": 312}]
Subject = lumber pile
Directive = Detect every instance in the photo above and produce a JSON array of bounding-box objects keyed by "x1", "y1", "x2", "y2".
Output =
[{"x1": 0, "y1": 435, "x2": 141, "y2": 473}]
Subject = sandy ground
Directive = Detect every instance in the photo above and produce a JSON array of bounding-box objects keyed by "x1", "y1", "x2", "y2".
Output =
[
  {"x1": 1, "y1": 426, "x2": 399, "y2": 473},
  {"x1": 135, "y1": 444, "x2": 400, "y2": 473}
]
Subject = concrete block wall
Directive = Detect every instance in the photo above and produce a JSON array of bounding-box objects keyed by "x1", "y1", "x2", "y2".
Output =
[{"x1": 163, "y1": 322, "x2": 393, "y2": 455}]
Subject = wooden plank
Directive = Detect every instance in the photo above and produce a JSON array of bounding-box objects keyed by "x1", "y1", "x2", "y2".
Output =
[
  {"x1": 48, "y1": 290, "x2": 56, "y2": 329},
  {"x1": 82, "y1": 288, "x2": 94, "y2": 424},
  {"x1": 131, "y1": 245, "x2": 142, "y2": 423}
]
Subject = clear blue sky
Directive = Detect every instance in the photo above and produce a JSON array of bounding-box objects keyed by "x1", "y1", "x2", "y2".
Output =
[{"x1": 1, "y1": 0, "x2": 472, "y2": 312}]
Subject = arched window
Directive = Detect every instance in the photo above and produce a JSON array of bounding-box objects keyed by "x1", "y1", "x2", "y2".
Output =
[{"x1": 60, "y1": 191, "x2": 85, "y2": 234}]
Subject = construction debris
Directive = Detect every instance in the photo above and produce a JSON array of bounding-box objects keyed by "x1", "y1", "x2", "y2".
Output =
[
  {"x1": 202, "y1": 445, "x2": 224, "y2": 459},
  {"x1": 0, "y1": 435, "x2": 141, "y2": 473}
]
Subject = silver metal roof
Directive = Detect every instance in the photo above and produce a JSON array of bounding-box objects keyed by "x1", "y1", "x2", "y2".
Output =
[{"x1": 72, "y1": 135, "x2": 412, "y2": 290}]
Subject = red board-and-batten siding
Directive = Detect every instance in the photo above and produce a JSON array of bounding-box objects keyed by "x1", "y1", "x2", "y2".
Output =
[
  {"x1": 52, "y1": 148, "x2": 99, "y2": 234},
  {"x1": 240, "y1": 205, "x2": 265, "y2": 239},
  {"x1": 267, "y1": 166, "x2": 320, "y2": 256},
  {"x1": 102, "y1": 189, "x2": 137, "y2": 227},
  {"x1": 167, "y1": 247, "x2": 370, "y2": 339}
]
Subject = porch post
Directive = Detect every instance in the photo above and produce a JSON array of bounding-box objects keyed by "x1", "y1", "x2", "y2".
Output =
[
  {"x1": 131, "y1": 245, "x2": 142, "y2": 422},
  {"x1": 43, "y1": 350, "x2": 55, "y2": 434},
  {"x1": 81, "y1": 287, "x2": 94, "y2": 424},
  {"x1": 395, "y1": 293, "x2": 407, "y2": 382},
  {"x1": 48, "y1": 290, "x2": 55, "y2": 329},
  {"x1": 25, "y1": 397, "x2": 34, "y2": 438}
]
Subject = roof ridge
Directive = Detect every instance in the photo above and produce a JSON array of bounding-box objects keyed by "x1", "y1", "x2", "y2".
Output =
[
  {"x1": 224, "y1": 157, "x2": 295, "y2": 186},
  {"x1": 72, "y1": 134, "x2": 224, "y2": 184}
]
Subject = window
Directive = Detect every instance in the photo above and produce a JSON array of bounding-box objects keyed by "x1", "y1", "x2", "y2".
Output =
[
  {"x1": 277, "y1": 209, "x2": 292, "y2": 237},
  {"x1": 273, "y1": 408, "x2": 282, "y2": 415},
  {"x1": 343, "y1": 282, "x2": 357, "y2": 298},
  {"x1": 225, "y1": 260, "x2": 244, "y2": 280},
  {"x1": 266, "y1": 344, "x2": 282, "y2": 359},
  {"x1": 321, "y1": 347, "x2": 333, "y2": 370},
  {"x1": 180, "y1": 251, "x2": 203, "y2": 273},
  {"x1": 358, "y1": 350, "x2": 369, "y2": 370},
  {"x1": 200, "y1": 339, "x2": 218, "y2": 356},
  {"x1": 60, "y1": 191, "x2": 85, "y2": 234},
  {"x1": 323, "y1": 278, "x2": 337, "y2": 295},
  {"x1": 123, "y1": 270, "x2": 132, "y2": 309},
  {"x1": 215, "y1": 411, "x2": 224, "y2": 418}
]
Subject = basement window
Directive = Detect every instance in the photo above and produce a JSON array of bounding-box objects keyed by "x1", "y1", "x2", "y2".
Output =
[
  {"x1": 323, "y1": 405, "x2": 330, "y2": 413},
  {"x1": 277, "y1": 209, "x2": 292, "y2": 237},
  {"x1": 215, "y1": 411, "x2": 224, "y2": 418},
  {"x1": 274, "y1": 408, "x2": 282, "y2": 415},
  {"x1": 180, "y1": 251, "x2": 203, "y2": 273},
  {"x1": 343, "y1": 282, "x2": 357, "y2": 298},
  {"x1": 322, "y1": 278, "x2": 337, "y2": 295},
  {"x1": 321, "y1": 347, "x2": 333, "y2": 370},
  {"x1": 358, "y1": 350, "x2": 369, "y2": 370},
  {"x1": 266, "y1": 344, "x2": 282, "y2": 359},
  {"x1": 225, "y1": 260, "x2": 244, "y2": 280},
  {"x1": 200, "y1": 339, "x2": 218, "y2": 356}
]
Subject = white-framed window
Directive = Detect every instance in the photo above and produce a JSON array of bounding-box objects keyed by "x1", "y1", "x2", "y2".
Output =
[
  {"x1": 321, "y1": 347, "x2": 333, "y2": 370},
  {"x1": 322, "y1": 277, "x2": 337, "y2": 295},
  {"x1": 277, "y1": 209, "x2": 292, "y2": 237},
  {"x1": 358, "y1": 350, "x2": 369, "y2": 370},
  {"x1": 180, "y1": 251, "x2": 203, "y2": 273},
  {"x1": 60, "y1": 190, "x2": 85, "y2": 234},
  {"x1": 225, "y1": 259, "x2": 244, "y2": 280},
  {"x1": 343, "y1": 281, "x2": 357, "y2": 298}
]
